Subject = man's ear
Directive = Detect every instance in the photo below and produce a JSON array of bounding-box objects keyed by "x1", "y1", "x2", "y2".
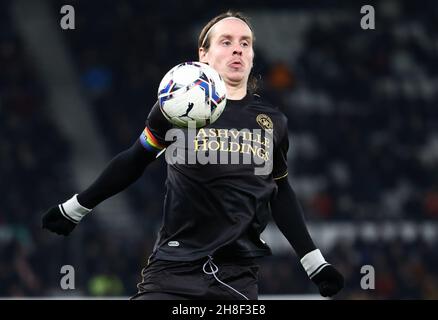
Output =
[{"x1": 199, "y1": 47, "x2": 208, "y2": 64}]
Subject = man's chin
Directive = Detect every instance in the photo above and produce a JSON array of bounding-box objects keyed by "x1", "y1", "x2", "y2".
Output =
[{"x1": 224, "y1": 72, "x2": 246, "y2": 85}]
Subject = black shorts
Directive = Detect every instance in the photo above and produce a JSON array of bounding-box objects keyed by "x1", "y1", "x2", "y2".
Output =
[{"x1": 131, "y1": 256, "x2": 260, "y2": 300}]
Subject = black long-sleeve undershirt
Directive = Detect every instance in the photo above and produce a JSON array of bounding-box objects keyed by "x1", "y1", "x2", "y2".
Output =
[
  {"x1": 271, "y1": 177, "x2": 317, "y2": 259},
  {"x1": 77, "y1": 140, "x2": 157, "y2": 208},
  {"x1": 76, "y1": 139, "x2": 317, "y2": 259}
]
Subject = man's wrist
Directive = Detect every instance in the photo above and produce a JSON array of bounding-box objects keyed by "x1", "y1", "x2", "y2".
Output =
[
  {"x1": 300, "y1": 249, "x2": 329, "y2": 279},
  {"x1": 60, "y1": 194, "x2": 92, "y2": 223}
]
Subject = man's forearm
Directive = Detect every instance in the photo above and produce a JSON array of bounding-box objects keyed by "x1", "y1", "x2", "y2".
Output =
[
  {"x1": 77, "y1": 140, "x2": 157, "y2": 208},
  {"x1": 271, "y1": 177, "x2": 316, "y2": 258}
]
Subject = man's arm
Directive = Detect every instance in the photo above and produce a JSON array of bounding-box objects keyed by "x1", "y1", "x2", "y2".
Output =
[
  {"x1": 271, "y1": 177, "x2": 344, "y2": 297},
  {"x1": 42, "y1": 102, "x2": 171, "y2": 236},
  {"x1": 42, "y1": 139, "x2": 160, "y2": 236},
  {"x1": 271, "y1": 176, "x2": 317, "y2": 258},
  {"x1": 77, "y1": 139, "x2": 156, "y2": 208}
]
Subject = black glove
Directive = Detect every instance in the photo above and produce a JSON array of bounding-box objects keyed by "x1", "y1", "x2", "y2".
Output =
[
  {"x1": 300, "y1": 249, "x2": 344, "y2": 298},
  {"x1": 42, "y1": 195, "x2": 91, "y2": 236},
  {"x1": 42, "y1": 206, "x2": 77, "y2": 236},
  {"x1": 311, "y1": 264, "x2": 344, "y2": 297}
]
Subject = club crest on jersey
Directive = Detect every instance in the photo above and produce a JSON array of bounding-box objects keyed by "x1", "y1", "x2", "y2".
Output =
[{"x1": 256, "y1": 114, "x2": 273, "y2": 130}]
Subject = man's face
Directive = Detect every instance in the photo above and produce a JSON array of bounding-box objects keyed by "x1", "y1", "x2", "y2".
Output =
[{"x1": 199, "y1": 18, "x2": 254, "y2": 88}]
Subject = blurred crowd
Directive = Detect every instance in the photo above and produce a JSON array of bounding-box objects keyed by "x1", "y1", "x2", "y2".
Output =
[
  {"x1": 1, "y1": 0, "x2": 76, "y2": 297},
  {"x1": 1, "y1": 0, "x2": 438, "y2": 298}
]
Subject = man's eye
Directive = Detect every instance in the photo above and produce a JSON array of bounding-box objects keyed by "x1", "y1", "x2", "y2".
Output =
[
  {"x1": 241, "y1": 42, "x2": 249, "y2": 47},
  {"x1": 222, "y1": 40, "x2": 231, "y2": 46}
]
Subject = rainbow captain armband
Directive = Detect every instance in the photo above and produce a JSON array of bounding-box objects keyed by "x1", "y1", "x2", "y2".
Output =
[{"x1": 140, "y1": 127, "x2": 165, "y2": 152}]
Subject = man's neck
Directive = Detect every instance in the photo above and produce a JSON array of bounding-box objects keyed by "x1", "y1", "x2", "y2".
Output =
[{"x1": 225, "y1": 84, "x2": 247, "y2": 100}]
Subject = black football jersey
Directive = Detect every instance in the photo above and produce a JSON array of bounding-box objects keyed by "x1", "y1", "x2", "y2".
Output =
[{"x1": 141, "y1": 93, "x2": 289, "y2": 261}]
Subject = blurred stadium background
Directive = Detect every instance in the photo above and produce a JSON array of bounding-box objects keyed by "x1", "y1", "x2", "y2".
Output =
[{"x1": 1, "y1": 0, "x2": 438, "y2": 299}]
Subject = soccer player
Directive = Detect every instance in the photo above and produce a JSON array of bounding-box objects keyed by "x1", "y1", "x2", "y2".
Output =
[{"x1": 42, "y1": 11, "x2": 344, "y2": 300}]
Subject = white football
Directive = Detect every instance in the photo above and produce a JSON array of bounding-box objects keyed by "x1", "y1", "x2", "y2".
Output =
[{"x1": 157, "y1": 62, "x2": 227, "y2": 128}]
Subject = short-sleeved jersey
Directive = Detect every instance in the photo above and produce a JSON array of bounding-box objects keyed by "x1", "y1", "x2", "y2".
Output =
[{"x1": 141, "y1": 94, "x2": 289, "y2": 261}]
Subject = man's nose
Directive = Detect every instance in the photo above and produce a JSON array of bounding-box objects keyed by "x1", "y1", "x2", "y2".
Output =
[
  {"x1": 232, "y1": 42, "x2": 243, "y2": 55},
  {"x1": 232, "y1": 48, "x2": 242, "y2": 56}
]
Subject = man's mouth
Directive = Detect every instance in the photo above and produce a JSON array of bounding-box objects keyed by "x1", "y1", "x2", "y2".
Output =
[{"x1": 229, "y1": 61, "x2": 243, "y2": 68}]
